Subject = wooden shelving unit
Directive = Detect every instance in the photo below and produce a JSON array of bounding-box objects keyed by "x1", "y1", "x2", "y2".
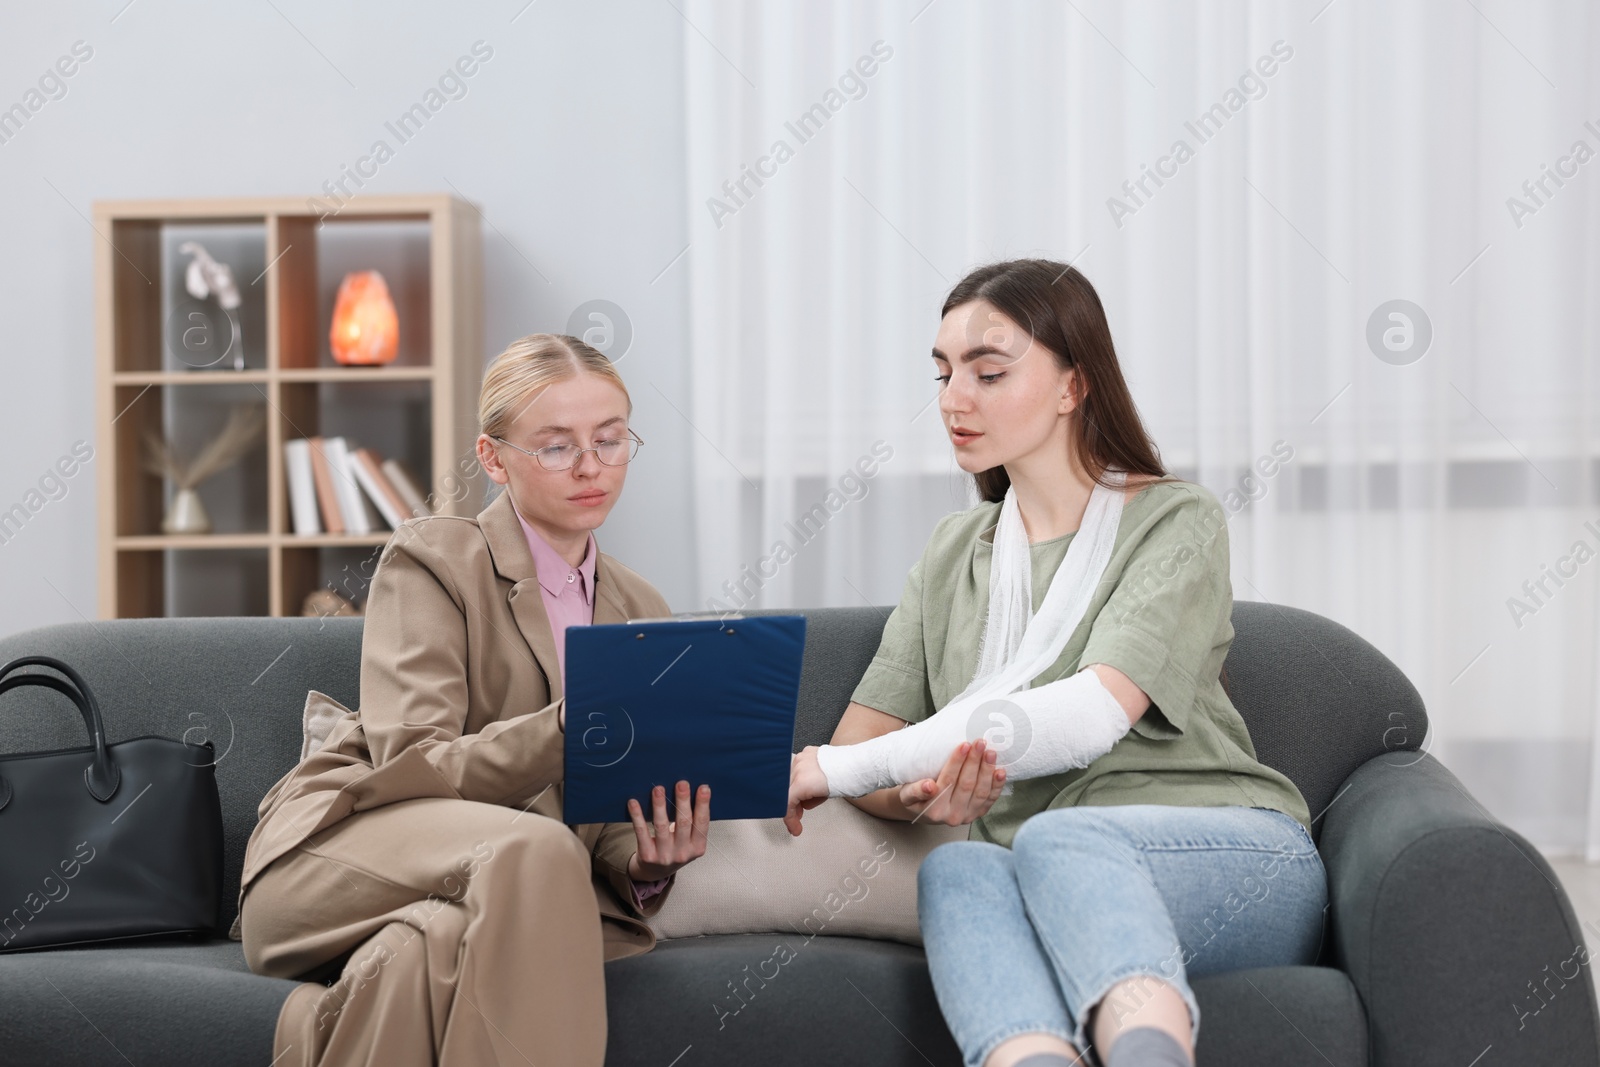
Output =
[{"x1": 93, "y1": 194, "x2": 484, "y2": 618}]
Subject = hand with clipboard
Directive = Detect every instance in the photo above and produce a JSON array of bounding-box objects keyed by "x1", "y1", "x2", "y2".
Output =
[{"x1": 562, "y1": 614, "x2": 806, "y2": 879}]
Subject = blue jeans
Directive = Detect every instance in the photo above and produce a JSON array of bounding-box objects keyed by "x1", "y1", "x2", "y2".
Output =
[{"x1": 917, "y1": 804, "x2": 1327, "y2": 1066}]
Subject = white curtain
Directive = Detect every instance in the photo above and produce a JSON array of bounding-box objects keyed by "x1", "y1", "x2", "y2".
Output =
[{"x1": 681, "y1": 0, "x2": 1600, "y2": 856}]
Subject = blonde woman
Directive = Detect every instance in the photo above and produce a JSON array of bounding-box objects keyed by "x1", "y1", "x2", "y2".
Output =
[{"x1": 239, "y1": 334, "x2": 709, "y2": 1066}]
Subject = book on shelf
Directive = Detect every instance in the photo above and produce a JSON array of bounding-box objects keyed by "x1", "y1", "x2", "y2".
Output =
[
  {"x1": 382, "y1": 459, "x2": 430, "y2": 517},
  {"x1": 284, "y1": 438, "x2": 321, "y2": 535},
  {"x1": 350, "y1": 448, "x2": 407, "y2": 530},
  {"x1": 284, "y1": 437, "x2": 433, "y2": 537},
  {"x1": 324, "y1": 437, "x2": 379, "y2": 535},
  {"x1": 304, "y1": 436, "x2": 345, "y2": 535}
]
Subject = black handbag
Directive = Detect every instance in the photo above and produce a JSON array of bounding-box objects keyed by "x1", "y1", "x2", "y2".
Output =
[{"x1": 0, "y1": 655, "x2": 223, "y2": 952}]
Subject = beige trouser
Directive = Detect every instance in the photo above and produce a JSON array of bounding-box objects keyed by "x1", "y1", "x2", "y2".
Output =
[{"x1": 240, "y1": 796, "x2": 608, "y2": 1067}]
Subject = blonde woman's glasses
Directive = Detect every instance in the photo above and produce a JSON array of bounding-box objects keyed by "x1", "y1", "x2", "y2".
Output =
[{"x1": 491, "y1": 429, "x2": 643, "y2": 471}]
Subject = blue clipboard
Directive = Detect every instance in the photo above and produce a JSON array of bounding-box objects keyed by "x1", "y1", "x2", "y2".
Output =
[{"x1": 562, "y1": 614, "x2": 806, "y2": 825}]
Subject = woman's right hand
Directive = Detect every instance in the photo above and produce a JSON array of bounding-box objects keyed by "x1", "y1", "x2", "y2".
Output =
[
  {"x1": 897, "y1": 738, "x2": 1005, "y2": 825},
  {"x1": 626, "y1": 780, "x2": 710, "y2": 879}
]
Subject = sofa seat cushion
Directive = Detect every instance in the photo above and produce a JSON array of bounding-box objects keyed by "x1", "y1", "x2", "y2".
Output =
[
  {"x1": 0, "y1": 938, "x2": 297, "y2": 1067},
  {"x1": 0, "y1": 936, "x2": 1367, "y2": 1067},
  {"x1": 604, "y1": 932, "x2": 962, "y2": 1066},
  {"x1": 606, "y1": 938, "x2": 1367, "y2": 1067}
]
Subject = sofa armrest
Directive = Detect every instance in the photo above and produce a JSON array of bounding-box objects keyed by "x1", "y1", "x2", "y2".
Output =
[{"x1": 1319, "y1": 751, "x2": 1600, "y2": 1066}]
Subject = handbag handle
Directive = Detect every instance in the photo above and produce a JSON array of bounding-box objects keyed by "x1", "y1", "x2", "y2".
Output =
[{"x1": 0, "y1": 655, "x2": 120, "y2": 810}]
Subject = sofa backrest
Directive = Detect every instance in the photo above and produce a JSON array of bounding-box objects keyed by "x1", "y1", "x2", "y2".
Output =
[{"x1": 0, "y1": 601, "x2": 1425, "y2": 932}]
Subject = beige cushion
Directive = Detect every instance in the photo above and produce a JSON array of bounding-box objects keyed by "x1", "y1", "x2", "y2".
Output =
[
  {"x1": 301, "y1": 689, "x2": 352, "y2": 761},
  {"x1": 643, "y1": 799, "x2": 969, "y2": 946}
]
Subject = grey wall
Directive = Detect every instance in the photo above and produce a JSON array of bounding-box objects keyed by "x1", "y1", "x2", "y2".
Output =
[{"x1": 0, "y1": 0, "x2": 697, "y2": 635}]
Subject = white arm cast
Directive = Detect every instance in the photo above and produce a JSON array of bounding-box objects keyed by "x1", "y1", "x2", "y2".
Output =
[{"x1": 814, "y1": 668, "x2": 1133, "y2": 798}]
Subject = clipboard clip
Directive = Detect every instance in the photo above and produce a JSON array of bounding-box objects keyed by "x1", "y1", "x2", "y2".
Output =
[{"x1": 624, "y1": 612, "x2": 744, "y2": 634}]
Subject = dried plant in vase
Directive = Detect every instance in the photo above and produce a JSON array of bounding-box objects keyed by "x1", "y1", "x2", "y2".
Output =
[{"x1": 141, "y1": 404, "x2": 266, "y2": 534}]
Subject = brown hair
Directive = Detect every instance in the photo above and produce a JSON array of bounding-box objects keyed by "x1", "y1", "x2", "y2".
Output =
[
  {"x1": 478, "y1": 333, "x2": 630, "y2": 439},
  {"x1": 940, "y1": 259, "x2": 1176, "y2": 503}
]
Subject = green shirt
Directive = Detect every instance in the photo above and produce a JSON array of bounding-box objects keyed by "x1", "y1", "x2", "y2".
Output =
[{"x1": 850, "y1": 478, "x2": 1313, "y2": 847}]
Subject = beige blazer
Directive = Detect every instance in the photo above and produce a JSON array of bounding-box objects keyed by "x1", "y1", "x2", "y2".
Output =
[{"x1": 239, "y1": 488, "x2": 676, "y2": 962}]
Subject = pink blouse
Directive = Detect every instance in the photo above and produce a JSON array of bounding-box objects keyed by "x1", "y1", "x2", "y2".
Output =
[{"x1": 516, "y1": 509, "x2": 670, "y2": 908}]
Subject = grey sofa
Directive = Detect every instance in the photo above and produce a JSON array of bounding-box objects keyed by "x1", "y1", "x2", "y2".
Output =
[{"x1": 0, "y1": 602, "x2": 1595, "y2": 1066}]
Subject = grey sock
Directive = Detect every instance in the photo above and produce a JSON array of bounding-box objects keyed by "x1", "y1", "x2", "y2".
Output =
[
  {"x1": 1013, "y1": 1055, "x2": 1078, "y2": 1067},
  {"x1": 1103, "y1": 1026, "x2": 1192, "y2": 1067}
]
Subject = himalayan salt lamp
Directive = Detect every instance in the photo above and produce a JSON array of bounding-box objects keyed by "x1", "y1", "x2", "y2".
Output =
[{"x1": 329, "y1": 270, "x2": 399, "y2": 366}]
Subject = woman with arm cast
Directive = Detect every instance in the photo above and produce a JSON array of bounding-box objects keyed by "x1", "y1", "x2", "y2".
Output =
[{"x1": 787, "y1": 261, "x2": 1323, "y2": 1067}]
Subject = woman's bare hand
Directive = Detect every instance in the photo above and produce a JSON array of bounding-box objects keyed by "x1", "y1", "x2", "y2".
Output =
[
  {"x1": 626, "y1": 780, "x2": 710, "y2": 880},
  {"x1": 784, "y1": 746, "x2": 831, "y2": 836},
  {"x1": 898, "y1": 738, "x2": 1005, "y2": 826}
]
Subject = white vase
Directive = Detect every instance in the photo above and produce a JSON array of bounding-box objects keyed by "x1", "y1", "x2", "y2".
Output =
[{"x1": 163, "y1": 487, "x2": 212, "y2": 534}]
